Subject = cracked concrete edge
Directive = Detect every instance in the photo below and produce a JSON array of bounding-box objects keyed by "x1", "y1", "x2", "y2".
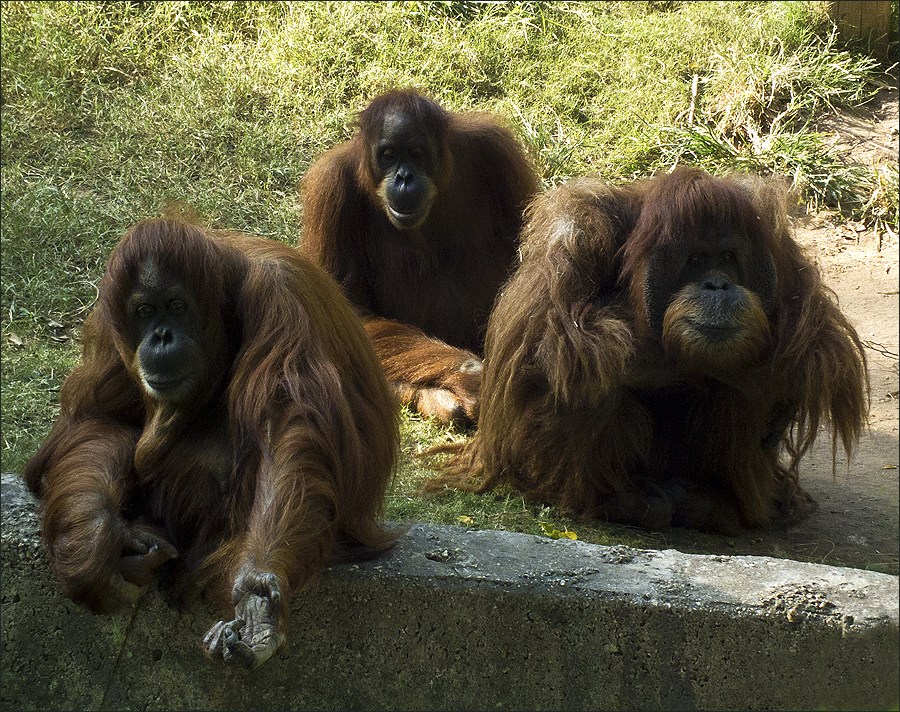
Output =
[{"x1": 2, "y1": 472, "x2": 898, "y2": 711}]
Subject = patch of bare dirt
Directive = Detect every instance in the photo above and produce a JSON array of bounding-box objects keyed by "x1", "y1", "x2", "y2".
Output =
[
  {"x1": 783, "y1": 215, "x2": 898, "y2": 575},
  {"x1": 651, "y1": 86, "x2": 900, "y2": 574}
]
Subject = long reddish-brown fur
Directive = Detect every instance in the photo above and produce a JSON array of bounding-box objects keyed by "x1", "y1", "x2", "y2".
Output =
[
  {"x1": 425, "y1": 167, "x2": 869, "y2": 532},
  {"x1": 24, "y1": 218, "x2": 398, "y2": 647},
  {"x1": 300, "y1": 89, "x2": 539, "y2": 424}
]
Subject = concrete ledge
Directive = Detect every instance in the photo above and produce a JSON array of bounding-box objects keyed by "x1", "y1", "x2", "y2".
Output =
[{"x1": 2, "y1": 472, "x2": 897, "y2": 711}]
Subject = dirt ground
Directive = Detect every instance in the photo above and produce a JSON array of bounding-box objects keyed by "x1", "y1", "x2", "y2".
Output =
[{"x1": 651, "y1": 86, "x2": 900, "y2": 574}]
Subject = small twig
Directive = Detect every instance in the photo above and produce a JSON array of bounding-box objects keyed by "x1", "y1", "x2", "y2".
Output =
[
  {"x1": 687, "y1": 73, "x2": 699, "y2": 126},
  {"x1": 862, "y1": 340, "x2": 899, "y2": 360}
]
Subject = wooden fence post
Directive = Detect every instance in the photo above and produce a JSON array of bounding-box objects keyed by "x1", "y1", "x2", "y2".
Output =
[{"x1": 827, "y1": 1, "x2": 893, "y2": 58}]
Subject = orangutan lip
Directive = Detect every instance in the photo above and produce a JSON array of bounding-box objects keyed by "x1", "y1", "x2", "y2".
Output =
[
  {"x1": 388, "y1": 206, "x2": 421, "y2": 219},
  {"x1": 387, "y1": 205, "x2": 427, "y2": 227},
  {"x1": 145, "y1": 380, "x2": 177, "y2": 390},
  {"x1": 142, "y1": 375, "x2": 187, "y2": 391},
  {"x1": 689, "y1": 321, "x2": 736, "y2": 342}
]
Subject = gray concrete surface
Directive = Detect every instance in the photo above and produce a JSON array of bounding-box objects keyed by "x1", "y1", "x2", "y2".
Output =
[{"x1": 2, "y1": 472, "x2": 897, "y2": 711}]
